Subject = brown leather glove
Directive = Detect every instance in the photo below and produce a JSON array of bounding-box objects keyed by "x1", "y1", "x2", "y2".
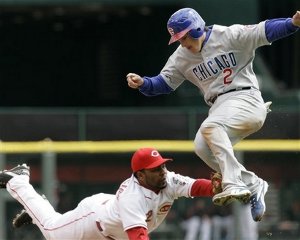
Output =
[{"x1": 211, "y1": 172, "x2": 222, "y2": 195}]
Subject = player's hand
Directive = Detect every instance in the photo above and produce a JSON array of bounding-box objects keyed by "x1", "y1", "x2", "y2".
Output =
[
  {"x1": 292, "y1": 11, "x2": 300, "y2": 27},
  {"x1": 126, "y1": 73, "x2": 144, "y2": 89}
]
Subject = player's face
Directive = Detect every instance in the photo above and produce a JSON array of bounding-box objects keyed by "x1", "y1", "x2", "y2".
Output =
[
  {"x1": 140, "y1": 164, "x2": 167, "y2": 191},
  {"x1": 179, "y1": 33, "x2": 203, "y2": 53}
]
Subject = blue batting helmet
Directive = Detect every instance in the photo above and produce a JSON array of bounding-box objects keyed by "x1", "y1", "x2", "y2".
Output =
[{"x1": 167, "y1": 8, "x2": 205, "y2": 45}]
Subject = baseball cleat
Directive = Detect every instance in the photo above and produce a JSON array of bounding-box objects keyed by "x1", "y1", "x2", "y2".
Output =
[
  {"x1": 12, "y1": 209, "x2": 33, "y2": 228},
  {"x1": 213, "y1": 187, "x2": 251, "y2": 206},
  {"x1": 250, "y1": 180, "x2": 269, "y2": 221},
  {"x1": 0, "y1": 164, "x2": 30, "y2": 188}
]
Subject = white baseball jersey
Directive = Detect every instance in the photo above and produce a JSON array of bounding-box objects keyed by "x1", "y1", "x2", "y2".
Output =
[
  {"x1": 160, "y1": 21, "x2": 271, "y2": 105},
  {"x1": 7, "y1": 171, "x2": 196, "y2": 240},
  {"x1": 95, "y1": 171, "x2": 195, "y2": 239}
]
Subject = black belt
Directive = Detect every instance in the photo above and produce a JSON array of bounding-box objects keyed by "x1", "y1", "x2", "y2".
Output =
[{"x1": 211, "y1": 87, "x2": 252, "y2": 104}]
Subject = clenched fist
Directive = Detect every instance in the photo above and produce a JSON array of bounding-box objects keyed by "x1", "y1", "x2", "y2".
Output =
[
  {"x1": 292, "y1": 11, "x2": 300, "y2": 27},
  {"x1": 126, "y1": 73, "x2": 144, "y2": 89}
]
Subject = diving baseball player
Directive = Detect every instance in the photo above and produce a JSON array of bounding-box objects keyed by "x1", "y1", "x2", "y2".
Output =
[
  {"x1": 127, "y1": 8, "x2": 300, "y2": 222},
  {"x1": 0, "y1": 148, "x2": 222, "y2": 240}
]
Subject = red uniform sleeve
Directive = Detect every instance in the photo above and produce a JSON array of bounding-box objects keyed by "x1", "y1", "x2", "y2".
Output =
[
  {"x1": 126, "y1": 227, "x2": 149, "y2": 240},
  {"x1": 191, "y1": 179, "x2": 213, "y2": 197}
]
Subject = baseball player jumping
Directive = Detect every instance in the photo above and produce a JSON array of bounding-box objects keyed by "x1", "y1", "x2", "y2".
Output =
[
  {"x1": 127, "y1": 8, "x2": 300, "y2": 222},
  {"x1": 1, "y1": 148, "x2": 222, "y2": 240}
]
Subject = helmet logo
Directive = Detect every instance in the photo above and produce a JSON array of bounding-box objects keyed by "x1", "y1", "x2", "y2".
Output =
[
  {"x1": 168, "y1": 27, "x2": 175, "y2": 36},
  {"x1": 151, "y1": 150, "x2": 160, "y2": 157}
]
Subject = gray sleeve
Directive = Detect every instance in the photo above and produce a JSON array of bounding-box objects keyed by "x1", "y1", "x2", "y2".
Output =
[
  {"x1": 226, "y1": 21, "x2": 271, "y2": 51},
  {"x1": 160, "y1": 49, "x2": 186, "y2": 90}
]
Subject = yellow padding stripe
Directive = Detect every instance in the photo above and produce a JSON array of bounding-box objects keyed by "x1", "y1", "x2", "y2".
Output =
[{"x1": 0, "y1": 140, "x2": 299, "y2": 153}]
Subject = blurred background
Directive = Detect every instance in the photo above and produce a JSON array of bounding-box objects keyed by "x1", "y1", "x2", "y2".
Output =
[{"x1": 0, "y1": 0, "x2": 299, "y2": 239}]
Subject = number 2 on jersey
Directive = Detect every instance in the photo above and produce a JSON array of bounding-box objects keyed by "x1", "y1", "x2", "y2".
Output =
[{"x1": 223, "y1": 68, "x2": 232, "y2": 84}]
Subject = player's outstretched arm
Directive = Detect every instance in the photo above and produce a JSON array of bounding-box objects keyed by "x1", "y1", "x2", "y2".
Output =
[
  {"x1": 190, "y1": 173, "x2": 223, "y2": 197},
  {"x1": 127, "y1": 73, "x2": 144, "y2": 89},
  {"x1": 292, "y1": 11, "x2": 300, "y2": 27}
]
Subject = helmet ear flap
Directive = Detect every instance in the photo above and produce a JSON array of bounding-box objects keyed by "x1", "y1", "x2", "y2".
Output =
[{"x1": 189, "y1": 28, "x2": 204, "y2": 39}]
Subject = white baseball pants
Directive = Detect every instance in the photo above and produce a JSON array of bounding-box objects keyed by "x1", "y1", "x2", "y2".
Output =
[{"x1": 7, "y1": 175, "x2": 110, "y2": 240}]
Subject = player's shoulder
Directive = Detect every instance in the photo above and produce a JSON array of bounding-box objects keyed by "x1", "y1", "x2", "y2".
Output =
[
  {"x1": 117, "y1": 177, "x2": 146, "y2": 201},
  {"x1": 165, "y1": 171, "x2": 194, "y2": 186},
  {"x1": 208, "y1": 24, "x2": 235, "y2": 41},
  {"x1": 173, "y1": 44, "x2": 195, "y2": 59},
  {"x1": 215, "y1": 22, "x2": 265, "y2": 32},
  {"x1": 171, "y1": 44, "x2": 183, "y2": 55},
  {"x1": 210, "y1": 23, "x2": 261, "y2": 40},
  {"x1": 211, "y1": 23, "x2": 245, "y2": 33},
  {"x1": 167, "y1": 45, "x2": 188, "y2": 65},
  {"x1": 117, "y1": 176, "x2": 138, "y2": 194}
]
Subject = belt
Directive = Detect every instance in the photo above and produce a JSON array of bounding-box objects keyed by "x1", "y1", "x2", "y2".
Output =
[{"x1": 211, "y1": 87, "x2": 252, "y2": 104}]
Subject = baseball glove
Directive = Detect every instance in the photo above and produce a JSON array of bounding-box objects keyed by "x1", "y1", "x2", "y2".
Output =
[
  {"x1": 211, "y1": 172, "x2": 222, "y2": 195},
  {"x1": 12, "y1": 209, "x2": 32, "y2": 228}
]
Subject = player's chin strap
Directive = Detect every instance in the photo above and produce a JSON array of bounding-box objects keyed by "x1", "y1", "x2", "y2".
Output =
[{"x1": 265, "y1": 101, "x2": 272, "y2": 113}]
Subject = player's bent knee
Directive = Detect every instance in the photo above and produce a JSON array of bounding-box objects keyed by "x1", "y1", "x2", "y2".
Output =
[
  {"x1": 199, "y1": 123, "x2": 220, "y2": 136},
  {"x1": 194, "y1": 131, "x2": 210, "y2": 159}
]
